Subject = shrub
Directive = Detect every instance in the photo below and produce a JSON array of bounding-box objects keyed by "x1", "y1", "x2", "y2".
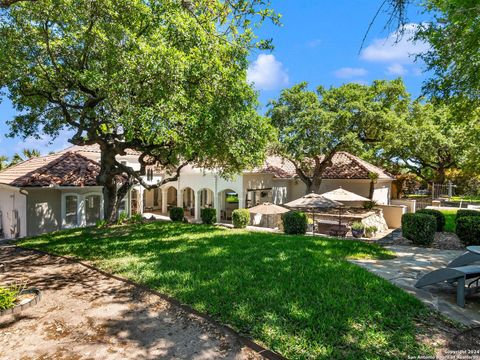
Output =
[
  {"x1": 0, "y1": 284, "x2": 21, "y2": 311},
  {"x1": 401, "y1": 213, "x2": 436, "y2": 246},
  {"x1": 96, "y1": 219, "x2": 107, "y2": 228},
  {"x1": 363, "y1": 201, "x2": 377, "y2": 210},
  {"x1": 351, "y1": 221, "x2": 365, "y2": 231},
  {"x1": 170, "y1": 207, "x2": 184, "y2": 222},
  {"x1": 456, "y1": 209, "x2": 480, "y2": 220},
  {"x1": 456, "y1": 217, "x2": 480, "y2": 246},
  {"x1": 129, "y1": 213, "x2": 143, "y2": 224},
  {"x1": 232, "y1": 209, "x2": 250, "y2": 228},
  {"x1": 365, "y1": 225, "x2": 378, "y2": 238},
  {"x1": 416, "y1": 209, "x2": 445, "y2": 232},
  {"x1": 282, "y1": 211, "x2": 308, "y2": 235},
  {"x1": 117, "y1": 211, "x2": 128, "y2": 225},
  {"x1": 201, "y1": 208, "x2": 216, "y2": 225}
]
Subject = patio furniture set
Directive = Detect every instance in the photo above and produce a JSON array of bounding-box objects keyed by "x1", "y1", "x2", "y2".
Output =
[{"x1": 416, "y1": 246, "x2": 480, "y2": 307}]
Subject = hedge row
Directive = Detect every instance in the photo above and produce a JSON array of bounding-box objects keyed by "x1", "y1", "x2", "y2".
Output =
[
  {"x1": 402, "y1": 213, "x2": 436, "y2": 246},
  {"x1": 169, "y1": 207, "x2": 184, "y2": 222},
  {"x1": 455, "y1": 210, "x2": 480, "y2": 246},
  {"x1": 282, "y1": 211, "x2": 308, "y2": 235},
  {"x1": 232, "y1": 209, "x2": 250, "y2": 228},
  {"x1": 416, "y1": 209, "x2": 445, "y2": 232},
  {"x1": 200, "y1": 208, "x2": 216, "y2": 224}
]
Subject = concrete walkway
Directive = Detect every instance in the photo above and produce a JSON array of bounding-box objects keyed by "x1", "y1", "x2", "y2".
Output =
[{"x1": 351, "y1": 245, "x2": 480, "y2": 326}]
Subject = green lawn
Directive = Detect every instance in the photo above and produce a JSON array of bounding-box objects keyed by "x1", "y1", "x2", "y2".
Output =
[
  {"x1": 19, "y1": 222, "x2": 435, "y2": 359},
  {"x1": 449, "y1": 196, "x2": 480, "y2": 203},
  {"x1": 441, "y1": 209, "x2": 458, "y2": 233}
]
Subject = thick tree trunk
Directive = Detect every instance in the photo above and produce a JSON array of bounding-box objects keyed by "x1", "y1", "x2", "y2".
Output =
[
  {"x1": 434, "y1": 167, "x2": 446, "y2": 184},
  {"x1": 306, "y1": 177, "x2": 323, "y2": 194},
  {"x1": 97, "y1": 144, "x2": 122, "y2": 224}
]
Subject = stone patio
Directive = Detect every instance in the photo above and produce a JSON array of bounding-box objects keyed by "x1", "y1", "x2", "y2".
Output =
[{"x1": 351, "y1": 245, "x2": 480, "y2": 326}]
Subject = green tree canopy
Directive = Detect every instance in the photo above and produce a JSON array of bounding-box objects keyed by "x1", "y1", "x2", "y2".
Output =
[
  {"x1": 0, "y1": 0, "x2": 276, "y2": 222},
  {"x1": 379, "y1": 101, "x2": 468, "y2": 183},
  {"x1": 268, "y1": 79, "x2": 409, "y2": 193},
  {"x1": 386, "y1": 1, "x2": 480, "y2": 105}
]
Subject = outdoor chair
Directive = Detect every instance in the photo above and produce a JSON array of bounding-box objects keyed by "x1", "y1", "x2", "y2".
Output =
[{"x1": 415, "y1": 250, "x2": 480, "y2": 307}]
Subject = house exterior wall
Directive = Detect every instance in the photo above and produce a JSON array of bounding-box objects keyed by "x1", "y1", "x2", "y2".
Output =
[
  {"x1": 25, "y1": 186, "x2": 106, "y2": 237},
  {"x1": 0, "y1": 187, "x2": 27, "y2": 239},
  {"x1": 26, "y1": 188, "x2": 62, "y2": 237}
]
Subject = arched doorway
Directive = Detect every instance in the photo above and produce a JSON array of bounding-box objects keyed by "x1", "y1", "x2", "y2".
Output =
[
  {"x1": 164, "y1": 186, "x2": 177, "y2": 213},
  {"x1": 182, "y1": 187, "x2": 195, "y2": 217},
  {"x1": 198, "y1": 188, "x2": 214, "y2": 209},
  {"x1": 143, "y1": 187, "x2": 162, "y2": 212},
  {"x1": 218, "y1": 189, "x2": 239, "y2": 221}
]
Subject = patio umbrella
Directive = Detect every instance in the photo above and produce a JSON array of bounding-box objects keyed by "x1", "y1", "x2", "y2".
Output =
[
  {"x1": 320, "y1": 187, "x2": 370, "y2": 202},
  {"x1": 284, "y1": 193, "x2": 343, "y2": 210},
  {"x1": 320, "y1": 187, "x2": 369, "y2": 235},
  {"x1": 284, "y1": 193, "x2": 343, "y2": 235},
  {"x1": 248, "y1": 202, "x2": 289, "y2": 215},
  {"x1": 248, "y1": 202, "x2": 289, "y2": 228}
]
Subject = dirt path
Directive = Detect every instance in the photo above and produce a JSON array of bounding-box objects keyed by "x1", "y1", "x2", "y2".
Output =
[{"x1": 0, "y1": 246, "x2": 262, "y2": 360}]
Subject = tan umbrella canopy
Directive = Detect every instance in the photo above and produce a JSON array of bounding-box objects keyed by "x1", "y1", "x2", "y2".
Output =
[
  {"x1": 284, "y1": 193, "x2": 343, "y2": 235},
  {"x1": 321, "y1": 187, "x2": 369, "y2": 202},
  {"x1": 248, "y1": 202, "x2": 289, "y2": 215},
  {"x1": 284, "y1": 193, "x2": 343, "y2": 210}
]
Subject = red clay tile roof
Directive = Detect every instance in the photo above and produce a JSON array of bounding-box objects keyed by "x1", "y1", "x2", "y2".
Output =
[
  {"x1": 261, "y1": 152, "x2": 392, "y2": 180},
  {"x1": 61, "y1": 144, "x2": 141, "y2": 157},
  {"x1": 0, "y1": 152, "x2": 101, "y2": 187}
]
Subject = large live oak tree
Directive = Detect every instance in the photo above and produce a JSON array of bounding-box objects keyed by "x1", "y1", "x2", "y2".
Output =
[
  {"x1": 268, "y1": 80, "x2": 409, "y2": 194},
  {"x1": 379, "y1": 101, "x2": 468, "y2": 183},
  {"x1": 384, "y1": 1, "x2": 480, "y2": 105},
  {"x1": 0, "y1": 0, "x2": 276, "y2": 222}
]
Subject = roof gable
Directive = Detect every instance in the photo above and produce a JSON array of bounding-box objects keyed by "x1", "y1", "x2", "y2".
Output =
[
  {"x1": 260, "y1": 152, "x2": 392, "y2": 180},
  {"x1": 0, "y1": 152, "x2": 101, "y2": 187}
]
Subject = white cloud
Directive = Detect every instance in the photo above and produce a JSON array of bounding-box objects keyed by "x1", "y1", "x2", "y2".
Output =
[
  {"x1": 247, "y1": 54, "x2": 289, "y2": 91},
  {"x1": 360, "y1": 23, "x2": 429, "y2": 64},
  {"x1": 334, "y1": 67, "x2": 368, "y2": 79},
  {"x1": 386, "y1": 63, "x2": 408, "y2": 76}
]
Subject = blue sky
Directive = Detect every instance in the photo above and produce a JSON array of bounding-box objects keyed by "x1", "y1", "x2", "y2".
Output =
[{"x1": 0, "y1": 0, "x2": 430, "y2": 158}]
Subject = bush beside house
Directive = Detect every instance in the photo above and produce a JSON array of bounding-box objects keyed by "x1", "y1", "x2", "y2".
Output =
[
  {"x1": 402, "y1": 213, "x2": 436, "y2": 246},
  {"x1": 201, "y1": 208, "x2": 216, "y2": 225},
  {"x1": 456, "y1": 217, "x2": 480, "y2": 246},
  {"x1": 170, "y1": 207, "x2": 184, "y2": 222},
  {"x1": 232, "y1": 209, "x2": 250, "y2": 228},
  {"x1": 283, "y1": 211, "x2": 308, "y2": 235},
  {"x1": 416, "y1": 209, "x2": 445, "y2": 232}
]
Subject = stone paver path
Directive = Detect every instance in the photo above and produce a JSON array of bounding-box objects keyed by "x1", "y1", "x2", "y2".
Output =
[
  {"x1": 0, "y1": 245, "x2": 262, "y2": 360},
  {"x1": 351, "y1": 245, "x2": 480, "y2": 326}
]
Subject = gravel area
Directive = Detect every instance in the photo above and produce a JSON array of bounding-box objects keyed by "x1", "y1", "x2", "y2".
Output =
[
  {"x1": 0, "y1": 245, "x2": 263, "y2": 360},
  {"x1": 378, "y1": 230, "x2": 466, "y2": 250}
]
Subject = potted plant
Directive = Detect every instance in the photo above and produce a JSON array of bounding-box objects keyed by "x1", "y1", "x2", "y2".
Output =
[
  {"x1": 365, "y1": 225, "x2": 378, "y2": 238},
  {"x1": 351, "y1": 221, "x2": 365, "y2": 238}
]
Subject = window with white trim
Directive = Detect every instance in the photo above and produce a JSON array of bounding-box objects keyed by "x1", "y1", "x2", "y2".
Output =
[
  {"x1": 65, "y1": 195, "x2": 78, "y2": 226},
  {"x1": 85, "y1": 194, "x2": 102, "y2": 225}
]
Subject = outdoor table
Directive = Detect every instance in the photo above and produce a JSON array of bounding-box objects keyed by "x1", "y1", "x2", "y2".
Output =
[{"x1": 467, "y1": 246, "x2": 480, "y2": 255}]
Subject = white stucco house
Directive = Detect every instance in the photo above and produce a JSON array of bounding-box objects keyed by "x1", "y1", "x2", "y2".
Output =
[{"x1": 0, "y1": 144, "x2": 394, "y2": 238}]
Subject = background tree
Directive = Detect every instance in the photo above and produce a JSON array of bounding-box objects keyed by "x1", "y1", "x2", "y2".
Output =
[
  {"x1": 268, "y1": 79, "x2": 409, "y2": 194},
  {"x1": 0, "y1": 155, "x2": 9, "y2": 170},
  {"x1": 379, "y1": 101, "x2": 467, "y2": 183},
  {"x1": 0, "y1": 0, "x2": 277, "y2": 222},
  {"x1": 9, "y1": 148, "x2": 41, "y2": 166},
  {"x1": 384, "y1": 1, "x2": 480, "y2": 104}
]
